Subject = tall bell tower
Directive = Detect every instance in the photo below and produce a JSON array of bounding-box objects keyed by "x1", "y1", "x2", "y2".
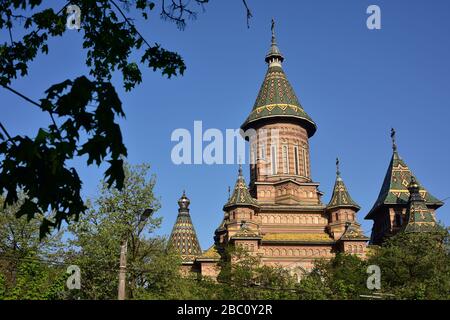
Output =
[{"x1": 241, "y1": 19, "x2": 321, "y2": 207}]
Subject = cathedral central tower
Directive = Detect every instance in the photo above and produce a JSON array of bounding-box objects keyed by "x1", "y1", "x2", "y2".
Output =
[{"x1": 241, "y1": 20, "x2": 321, "y2": 207}]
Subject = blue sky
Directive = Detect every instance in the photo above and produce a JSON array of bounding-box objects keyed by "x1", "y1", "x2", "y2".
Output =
[{"x1": 1, "y1": 0, "x2": 449, "y2": 249}]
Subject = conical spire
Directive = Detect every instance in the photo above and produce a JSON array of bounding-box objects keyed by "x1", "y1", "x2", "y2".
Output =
[
  {"x1": 403, "y1": 177, "x2": 436, "y2": 233},
  {"x1": 365, "y1": 130, "x2": 443, "y2": 219},
  {"x1": 168, "y1": 191, "x2": 202, "y2": 261},
  {"x1": 327, "y1": 158, "x2": 360, "y2": 210},
  {"x1": 241, "y1": 20, "x2": 316, "y2": 137},
  {"x1": 340, "y1": 222, "x2": 369, "y2": 240},
  {"x1": 223, "y1": 165, "x2": 258, "y2": 210}
]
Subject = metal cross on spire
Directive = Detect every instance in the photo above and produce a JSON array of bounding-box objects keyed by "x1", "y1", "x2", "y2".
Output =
[
  {"x1": 238, "y1": 156, "x2": 243, "y2": 176},
  {"x1": 391, "y1": 128, "x2": 397, "y2": 152},
  {"x1": 271, "y1": 18, "x2": 276, "y2": 43},
  {"x1": 336, "y1": 157, "x2": 341, "y2": 176}
]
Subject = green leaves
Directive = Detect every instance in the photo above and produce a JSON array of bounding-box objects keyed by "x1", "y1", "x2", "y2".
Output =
[
  {"x1": 368, "y1": 228, "x2": 450, "y2": 299},
  {"x1": 0, "y1": 0, "x2": 208, "y2": 237},
  {"x1": 141, "y1": 44, "x2": 186, "y2": 78},
  {"x1": 67, "y1": 162, "x2": 162, "y2": 299},
  {"x1": 0, "y1": 76, "x2": 127, "y2": 237}
]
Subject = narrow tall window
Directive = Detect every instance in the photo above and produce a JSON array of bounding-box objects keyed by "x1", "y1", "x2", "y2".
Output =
[
  {"x1": 250, "y1": 143, "x2": 257, "y2": 165},
  {"x1": 293, "y1": 146, "x2": 299, "y2": 175},
  {"x1": 271, "y1": 144, "x2": 278, "y2": 175},
  {"x1": 282, "y1": 145, "x2": 289, "y2": 174},
  {"x1": 260, "y1": 143, "x2": 266, "y2": 160},
  {"x1": 302, "y1": 148, "x2": 308, "y2": 177}
]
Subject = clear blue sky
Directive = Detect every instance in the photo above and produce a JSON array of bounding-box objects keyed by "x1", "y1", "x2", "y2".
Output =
[{"x1": 1, "y1": 0, "x2": 449, "y2": 249}]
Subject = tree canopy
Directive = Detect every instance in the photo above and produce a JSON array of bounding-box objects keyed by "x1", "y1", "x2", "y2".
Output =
[{"x1": 0, "y1": 0, "x2": 253, "y2": 237}]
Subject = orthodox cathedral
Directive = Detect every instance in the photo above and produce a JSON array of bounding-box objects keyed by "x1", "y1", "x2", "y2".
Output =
[{"x1": 167, "y1": 23, "x2": 444, "y2": 279}]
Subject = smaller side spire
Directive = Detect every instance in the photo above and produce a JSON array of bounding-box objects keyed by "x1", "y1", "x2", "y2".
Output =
[
  {"x1": 327, "y1": 158, "x2": 360, "y2": 210},
  {"x1": 403, "y1": 177, "x2": 436, "y2": 233},
  {"x1": 340, "y1": 222, "x2": 369, "y2": 240},
  {"x1": 168, "y1": 191, "x2": 202, "y2": 261},
  {"x1": 223, "y1": 166, "x2": 258, "y2": 210}
]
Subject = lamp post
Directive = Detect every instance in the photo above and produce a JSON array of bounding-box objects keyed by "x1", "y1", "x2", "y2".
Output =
[{"x1": 118, "y1": 208, "x2": 153, "y2": 300}]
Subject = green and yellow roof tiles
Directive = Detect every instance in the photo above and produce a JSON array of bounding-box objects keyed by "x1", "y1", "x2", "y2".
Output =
[
  {"x1": 197, "y1": 245, "x2": 221, "y2": 261},
  {"x1": 241, "y1": 24, "x2": 316, "y2": 136},
  {"x1": 223, "y1": 166, "x2": 258, "y2": 210},
  {"x1": 404, "y1": 177, "x2": 437, "y2": 233},
  {"x1": 366, "y1": 151, "x2": 443, "y2": 219},
  {"x1": 241, "y1": 65, "x2": 316, "y2": 137},
  {"x1": 340, "y1": 223, "x2": 369, "y2": 241},
  {"x1": 168, "y1": 192, "x2": 202, "y2": 262},
  {"x1": 404, "y1": 202, "x2": 436, "y2": 233},
  {"x1": 327, "y1": 175, "x2": 360, "y2": 211}
]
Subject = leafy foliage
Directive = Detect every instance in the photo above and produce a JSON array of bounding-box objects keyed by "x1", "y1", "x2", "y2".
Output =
[
  {"x1": 3, "y1": 258, "x2": 67, "y2": 300},
  {"x1": 299, "y1": 254, "x2": 370, "y2": 300},
  {"x1": 368, "y1": 226, "x2": 450, "y2": 300},
  {"x1": 0, "y1": 0, "x2": 206, "y2": 237},
  {"x1": 0, "y1": 194, "x2": 67, "y2": 299},
  {"x1": 67, "y1": 162, "x2": 162, "y2": 299},
  {"x1": 216, "y1": 245, "x2": 297, "y2": 300},
  {"x1": 297, "y1": 227, "x2": 450, "y2": 300}
]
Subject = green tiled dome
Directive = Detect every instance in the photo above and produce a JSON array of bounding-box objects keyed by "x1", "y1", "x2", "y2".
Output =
[{"x1": 241, "y1": 22, "x2": 316, "y2": 137}]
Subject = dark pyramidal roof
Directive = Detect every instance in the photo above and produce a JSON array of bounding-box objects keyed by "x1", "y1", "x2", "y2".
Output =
[
  {"x1": 241, "y1": 20, "x2": 316, "y2": 137},
  {"x1": 365, "y1": 134, "x2": 443, "y2": 219},
  {"x1": 168, "y1": 191, "x2": 202, "y2": 261},
  {"x1": 340, "y1": 222, "x2": 369, "y2": 241},
  {"x1": 327, "y1": 158, "x2": 360, "y2": 211},
  {"x1": 404, "y1": 177, "x2": 437, "y2": 233},
  {"x1": 223, "y1": 165, "x2": 258, "y2": 210}
]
